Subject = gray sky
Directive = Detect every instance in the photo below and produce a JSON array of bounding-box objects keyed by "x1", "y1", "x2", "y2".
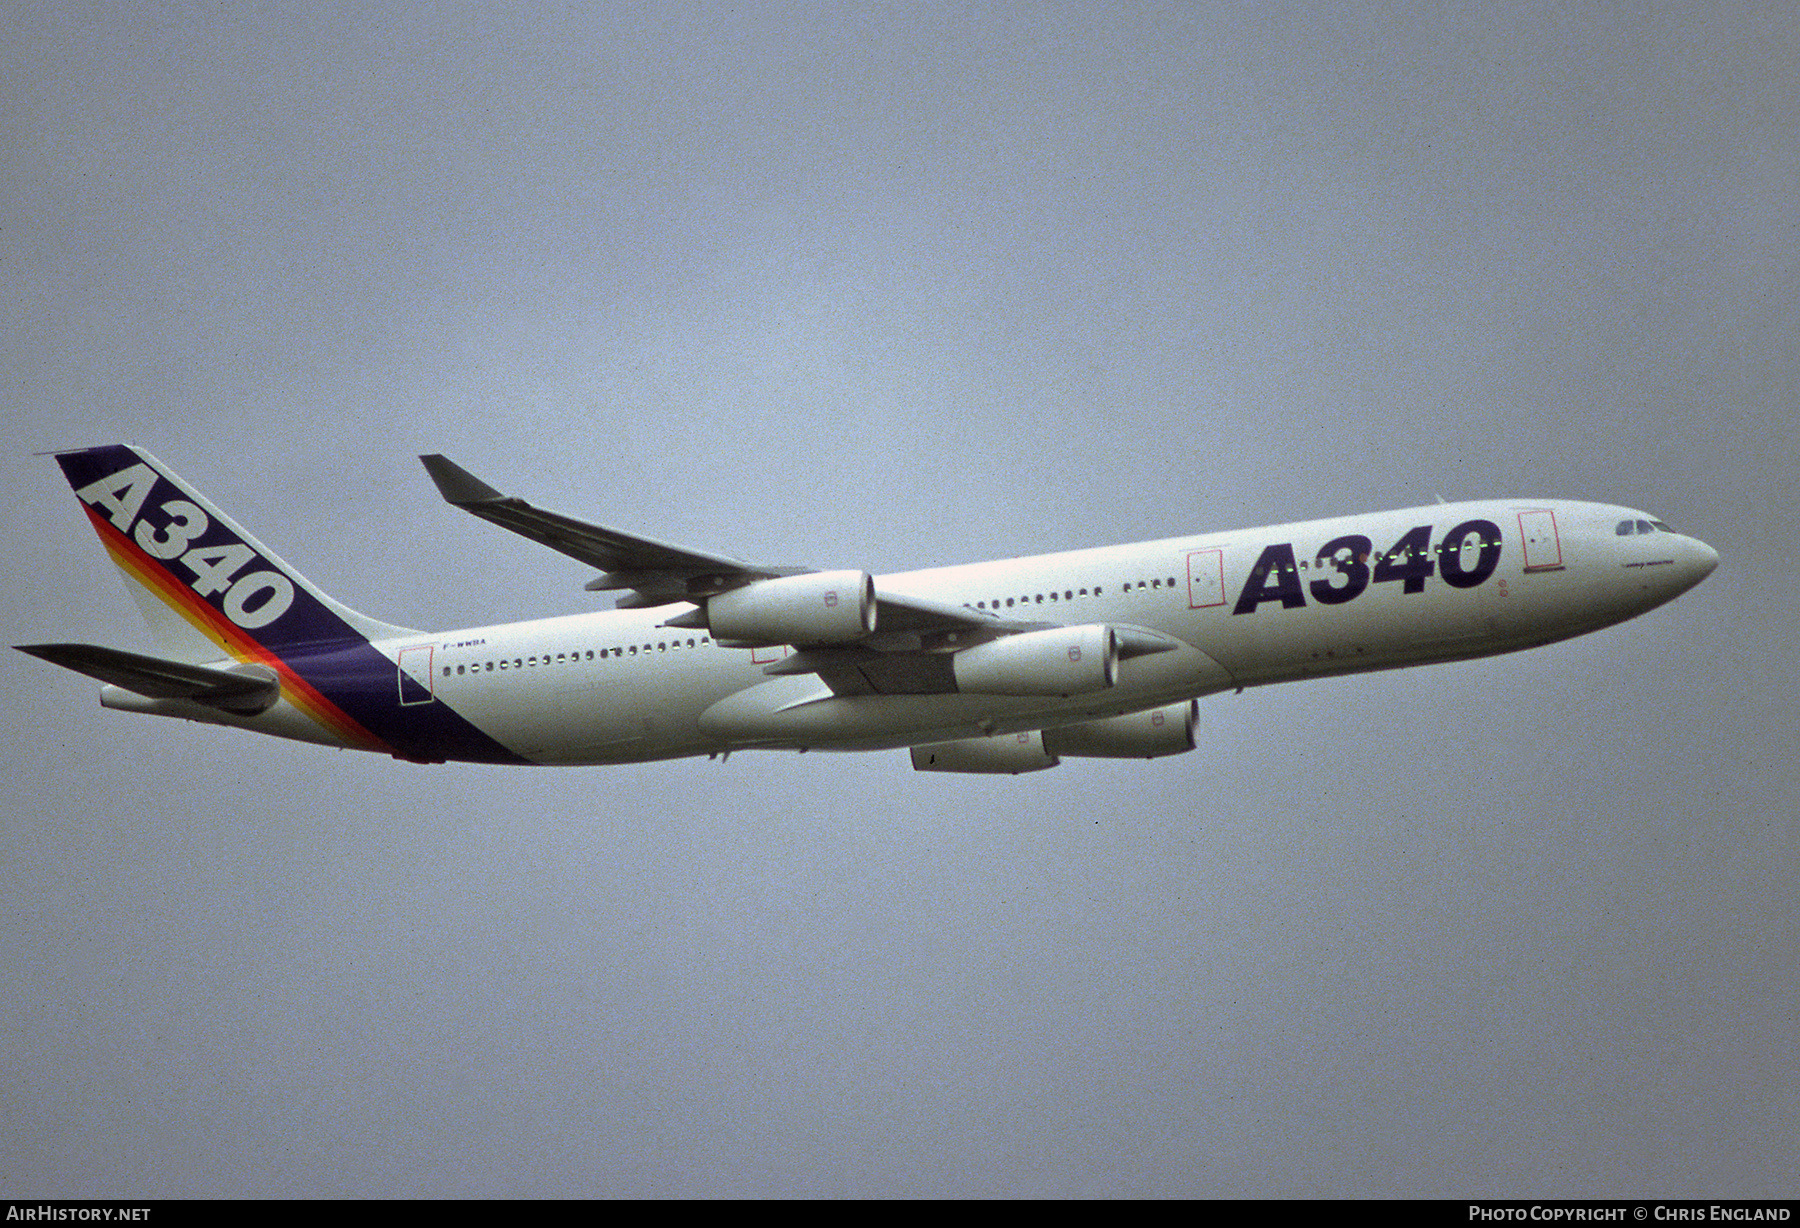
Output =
[{"x1": 3, "y1": 1, "x2": 1795, "y2": 1198}]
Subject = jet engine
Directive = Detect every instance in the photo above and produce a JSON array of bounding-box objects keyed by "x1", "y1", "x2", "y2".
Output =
[
  {"x1": 910, "y1": 731, "x2": 1059, "y2": 774},
  {"x1": 951, "y1": 624, "x2": 1117, "y2": 696},
  {"x1": 1041, "y1": 701, "x2": 1196, "y2": 759},
  {"x1": 693, "y1": 570, "x2": 877, "y2": 647},
  {"x1": 911, "y1": 702, "x2": 1197, "y2": 773}
]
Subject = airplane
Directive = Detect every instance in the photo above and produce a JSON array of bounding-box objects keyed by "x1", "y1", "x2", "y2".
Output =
[{"x1": 16, "y1": 444, "x2": 1719, "y2": 773}]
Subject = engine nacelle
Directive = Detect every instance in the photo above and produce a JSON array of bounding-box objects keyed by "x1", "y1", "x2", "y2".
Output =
[
  {"x1": 705, "y1": 570, "x2": 876, "y2": 647},
  {"x1": 952, "y1": 624, "x2": 1118, "y2": 696},
  {"x1": 910, "y1": 731, "x2": 1060, "y2": 774},
  {"x1": 1042, "y1": 701, "x2": 1197, "y2": 759}
]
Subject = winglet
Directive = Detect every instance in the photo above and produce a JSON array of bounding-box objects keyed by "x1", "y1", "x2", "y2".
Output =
[{"x1": 419, "y1": 454, "x2": 506, "y2": 505}]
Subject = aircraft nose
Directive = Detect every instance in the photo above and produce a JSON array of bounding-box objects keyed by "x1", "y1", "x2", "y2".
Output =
[{"x1": 1688, "y1": 537, "x2": 1720, "y2": 582}]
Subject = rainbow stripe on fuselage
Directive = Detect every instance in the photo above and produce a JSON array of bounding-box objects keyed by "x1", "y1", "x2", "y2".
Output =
[{"x1": 55, "y1": 445, "x2": 528, "y2": 765}]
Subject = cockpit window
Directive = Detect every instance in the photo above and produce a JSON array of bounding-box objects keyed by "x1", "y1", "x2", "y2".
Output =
[
  {"x1": 1636, "y1": 519, "x2": 1656, "y2": 535},
  {"x1": 1616, "y1": 519, "x2": 1637, "y2": 535},
  {"x1": 1617, "y1": 517, "x2": 1677, "y2": 536},
  {"x1": 1650, "y1": 519, "x2": 1674, "y2": 533}
]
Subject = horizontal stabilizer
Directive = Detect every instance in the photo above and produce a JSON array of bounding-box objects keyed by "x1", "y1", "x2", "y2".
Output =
[{"x1": 16, "y1": 643, "x2": 281, "y2": 715}]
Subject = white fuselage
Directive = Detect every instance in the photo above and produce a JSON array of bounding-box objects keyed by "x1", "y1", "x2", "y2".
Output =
[
  {"x1": 57, "y1": 443, "x2": 1715, "y2": 770},
  {"x1": 222, "y1": 496, "x2": 1710, "y2": 766}
]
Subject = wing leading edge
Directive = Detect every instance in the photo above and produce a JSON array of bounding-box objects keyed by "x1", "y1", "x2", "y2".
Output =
[
  {"x1": 418, "y1": 455, "x2": 1034, "y2": 638},
  {"x1": 418, "y1": 456, "x2": 1179, "y2": 693},
  {"x1": 418, "y1": 454, "x2": 801, "y2": 609}
]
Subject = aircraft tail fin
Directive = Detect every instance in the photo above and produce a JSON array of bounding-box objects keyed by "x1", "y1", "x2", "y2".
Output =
[{"x1": 45, "y1": 445, "x2": 417, "y2": 665}]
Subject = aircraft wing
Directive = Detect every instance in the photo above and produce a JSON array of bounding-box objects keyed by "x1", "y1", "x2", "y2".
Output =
[
  {"x1": 420, "y1": 455, "x2": 1019, "y2": 638},
  {"x1": 420, "y1": 456, "x2": 1180, "y2": 695},
  {"x1": 420, "y1": 454, "x2": 802, "y2": 609}
]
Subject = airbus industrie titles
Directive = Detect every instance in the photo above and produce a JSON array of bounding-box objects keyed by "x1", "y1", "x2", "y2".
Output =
[{"x1": 17, "y1": 445, "x2": 1718, "y2": 773}]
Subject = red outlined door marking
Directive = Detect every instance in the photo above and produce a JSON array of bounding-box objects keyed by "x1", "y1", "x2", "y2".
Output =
[
  {"x1": 1186, "y1": 548, "x2": 1226, "y2": 609},
  {"x1": 397, "y1": 645, "x2": 436, "y2": 705},
  {"x1": 1518, "y1": 510, "x2": 1565, "y2": 571}
]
